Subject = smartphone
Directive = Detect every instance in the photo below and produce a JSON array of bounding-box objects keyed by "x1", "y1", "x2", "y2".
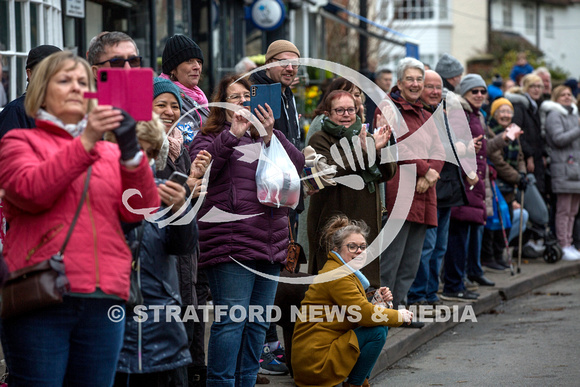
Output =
[
  {"x1": 84, "y1": 68, "x2": 153, "y2": 121},
  {"x1": 168, "y1": 171, "x2": 188, "y2": 186},
  {"x1": 246, "y1": 83, "x2": 282, "y2": 120}
]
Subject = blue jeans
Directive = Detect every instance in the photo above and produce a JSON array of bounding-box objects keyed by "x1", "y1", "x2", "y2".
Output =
[
  {"x1": 444, "y1": 221, "x2": 484, "y2": 293},
  {"x1": 408, "y1": 208, "x2": 451, "y2": 304},
  {"x1": 508, "y1": 208, "x2": 528, "y2": 243},
  {"x1": 205, "y1": 261, "x2": 280, "y2": 387},
  {"x1": 349, "y1": 326, "x2": 388, "y2": 385},
  {"x1": 0, "y1": 296, "x2": 125, "y2": 387}
]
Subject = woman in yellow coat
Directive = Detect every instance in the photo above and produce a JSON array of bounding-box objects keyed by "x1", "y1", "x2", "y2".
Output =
[{"x1": 292, "y1": 216, "x2": 414, "y2": 387}]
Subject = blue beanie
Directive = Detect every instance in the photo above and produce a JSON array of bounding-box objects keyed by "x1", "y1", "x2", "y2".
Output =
[
  {"x1": 564, "y1": 78, "x2": 579, "y2": 98},
  {"x1": 153, "y1": 77, "x2": 183, "y2": 110}
]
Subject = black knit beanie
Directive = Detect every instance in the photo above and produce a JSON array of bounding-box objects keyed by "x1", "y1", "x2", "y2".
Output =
[{"x1": 162, "y1": 34, "x2": 204, "y2": 75}]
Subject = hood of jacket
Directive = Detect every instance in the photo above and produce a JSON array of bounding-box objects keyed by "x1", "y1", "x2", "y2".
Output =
[
  {"x1": 539, "y1": 100, "x2": 578, "y2": 130},
  {"x1": 505, "y1": 92, "x2": 530, "y2": 109}
]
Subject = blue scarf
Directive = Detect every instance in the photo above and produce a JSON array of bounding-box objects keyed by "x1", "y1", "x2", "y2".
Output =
[{"x1": 331, "y1": 251, "x2": 370, "y2": 290}]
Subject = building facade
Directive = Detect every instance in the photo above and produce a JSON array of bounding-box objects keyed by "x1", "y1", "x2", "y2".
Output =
[{"x1": 490, "y1": 0, "x2": 580, "y2": 76}]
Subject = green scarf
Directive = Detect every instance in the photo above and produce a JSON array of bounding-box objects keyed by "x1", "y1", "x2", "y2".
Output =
[{"x1": 321, "y1": 115, "x2": 382, "y2": 193}]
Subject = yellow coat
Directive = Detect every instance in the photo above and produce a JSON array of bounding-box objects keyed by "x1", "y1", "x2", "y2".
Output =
[{"x1": 291, "y1": 252, "x2": 403, "y2": 387}]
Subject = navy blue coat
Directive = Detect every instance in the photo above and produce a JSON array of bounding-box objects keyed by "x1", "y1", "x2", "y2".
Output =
[
  {"x1": 0, "y1": 94, "x2": 35, "y2": 140},
  {"x1": 116, "y1": 207, "x2": 198, "y2": 374}
]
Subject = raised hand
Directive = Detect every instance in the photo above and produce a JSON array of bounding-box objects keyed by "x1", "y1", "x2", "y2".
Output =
[
  {"x1": 81, "y1": 105, "x2": 123, "y2": 152},
  {"x1": 190, "y1": 150, "x2": 212, "y2": 179},
  {"x1": 230, "y1": 109, "x2": 253, "y2": 138},
  {"x1": 253, "y1": 103, "x2": 275, "y2": 145},
  {"x1": 373, "y1": 124, "x2": 392, "y2": 150}
]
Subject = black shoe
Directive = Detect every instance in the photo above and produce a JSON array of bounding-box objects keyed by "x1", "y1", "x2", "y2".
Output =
[
  {"x1": 440, "y1": 290, "x2": 479, "y2": 301},
  {"x1": 482, "y1": 261, "x2": 506, "y2": 271},
  {"x1": 496, "y1": 258, "x2": 510, "y2": 269},
  {"x1": 468, "y1": 275, "x2": 495, "y2": 287},
  {"x1": 400, "y1": 320, "x2": 425, "y2": 328}
]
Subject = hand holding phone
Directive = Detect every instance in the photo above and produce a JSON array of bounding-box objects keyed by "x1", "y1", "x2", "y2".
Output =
[
  {"x1": 168, "y1": 171, "x2": 189, "y2": 187},
  {"x1": 245, "y1": 83, "x2": 282, "y2": 120},
  {"x1": 84, "y1": 68, "x2": 153, "y2": 121}
]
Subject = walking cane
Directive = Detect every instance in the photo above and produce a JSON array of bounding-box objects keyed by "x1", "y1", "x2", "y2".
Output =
[{"x1": 517, "y1": 187, "x2": 525, "y2": 274}]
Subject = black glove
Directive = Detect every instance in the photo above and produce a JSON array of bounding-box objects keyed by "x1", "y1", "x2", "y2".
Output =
[
  {"x1": 113, "y1": 109, "x2": 140, "y2": 161},
  {"x1": 518, "y1": 172, "x2": 528, "y2": 192}
]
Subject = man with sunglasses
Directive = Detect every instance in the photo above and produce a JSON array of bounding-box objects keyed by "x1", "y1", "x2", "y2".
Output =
[{"x1": 87, "y1": 31, "x2": 141, "y2": 79}]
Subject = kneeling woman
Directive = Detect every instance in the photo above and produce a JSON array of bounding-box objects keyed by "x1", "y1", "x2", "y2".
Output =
[{"x1": 292, "y1": 216, "x2": 413, "y2": 387}]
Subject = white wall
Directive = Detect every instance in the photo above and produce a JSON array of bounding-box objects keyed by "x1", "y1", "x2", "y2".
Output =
[
  {"x1": 490, "y1": 0, "x2": 580, "y2": 77},
  {"x1": 373, "y1": 0, "x2": 487, "y2": 77},
  {"x1": 450, "y1": 0, "x2": 488, "y2": 68}
]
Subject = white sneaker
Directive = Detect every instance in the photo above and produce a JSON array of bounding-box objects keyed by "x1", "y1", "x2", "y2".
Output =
[{"x1": 562, "y1": 246, "x2": 580, "y2": 261}]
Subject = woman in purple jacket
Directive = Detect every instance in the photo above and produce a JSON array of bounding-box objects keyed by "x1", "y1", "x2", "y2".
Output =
[
  {"x1": 189, "y1": 74, "x2": 304, "y2": 386},
  {"x1": 442, "y1": 74, "x2": 492, "y2": 302}
]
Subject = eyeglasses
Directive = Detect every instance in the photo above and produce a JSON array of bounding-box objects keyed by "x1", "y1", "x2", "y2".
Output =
[
  {"x1": 424, "y1": 84, "x2": 442, "y2": 90},
  {"x1": 94, "y1": 56, "x2": 142, "y2": 68},
  {"x1": 528, "y1": 84, "x2": 544, "y2": 89},
  {"x1": 345, "y1": 243, "x2": 367, "y2": 253},
  {"x1": 404, "y1": 77, "x2": 423, "y2": 83},
  {"x1": 470, "y1": 88, "x2": 488, "y2": 95},
  {"x1": 271, "y1": 57, "x2": 300, "y2": 69},
  {"x1": 496, "y1": 108, "x2": 513, "y2": 116},
  {"x1": 332, "y1": 107, "x2": 357, "y2": 116},
  {"x1": 226, "y1": 93, "x2": 251, "y2": 102}
]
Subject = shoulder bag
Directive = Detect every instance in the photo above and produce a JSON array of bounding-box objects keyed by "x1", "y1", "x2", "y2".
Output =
[{"x1": 1, "y1": 167, "x2": 92, "y2": 319}]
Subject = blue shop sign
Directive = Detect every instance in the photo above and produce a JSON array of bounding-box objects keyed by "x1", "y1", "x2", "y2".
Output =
[{"x1": 248, "y1": 0, "x2": 286, "y2": 31}]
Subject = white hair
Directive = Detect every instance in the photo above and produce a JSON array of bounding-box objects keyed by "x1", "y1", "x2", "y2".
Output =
[{"x1": 396, "y1": 57, "x2": 425, "y2": 80}]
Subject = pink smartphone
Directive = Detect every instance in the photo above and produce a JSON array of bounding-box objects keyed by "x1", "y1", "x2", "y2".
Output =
[
  {"x1": 85, "y1": 68, "x2": 153, "y2": 121},
  {"x1": 506, "y1": 123, "x2": 522, "y2": 141}
]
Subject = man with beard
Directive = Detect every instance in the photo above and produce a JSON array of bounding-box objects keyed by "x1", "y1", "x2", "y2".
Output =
[{"x1": 250, "y1": 40, "x2": 301, "y2": 150}]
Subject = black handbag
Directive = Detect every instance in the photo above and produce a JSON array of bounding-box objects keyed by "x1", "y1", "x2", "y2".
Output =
[
  {"x1": 126, "y1": 223, "x2": 145, "y2": 310},
  {"x1": 1, "y1": 167, "x2": 92, "y2": 319}
]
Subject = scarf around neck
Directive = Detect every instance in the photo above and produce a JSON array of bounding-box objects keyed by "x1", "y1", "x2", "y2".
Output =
[
  {"x1": 330, "y1": 251, "x2": 370, "y2": 291},
  {"x1": 37, "y1": 109, "x2": 87, "y2": 138},
  {"x1": 159, "y1": 73, "x2": 208, "y2": 105},
  {"x1": 166, "y1": 125, "x2": 184, "y2": 163},
  {"x1": 321, "y1": 115, "x2": 382, "y2": 193}
]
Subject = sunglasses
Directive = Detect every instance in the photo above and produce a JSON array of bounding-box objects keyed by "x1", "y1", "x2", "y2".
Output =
[
  {"x1": 470, "y1": 89, "x2": 488, "y2": 95},
  {"x1": 94, "y1": 56, "x2": 142, "y2": 68}
]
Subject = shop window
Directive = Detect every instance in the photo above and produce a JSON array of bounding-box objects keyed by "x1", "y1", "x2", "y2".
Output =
[{"x1": 0, "y1": 0, "x2": 62, "y2": 105}]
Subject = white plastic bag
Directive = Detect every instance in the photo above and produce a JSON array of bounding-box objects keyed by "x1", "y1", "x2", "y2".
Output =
[{"x1": 256, "y1": 134, "x2": 301, "y2": 209}]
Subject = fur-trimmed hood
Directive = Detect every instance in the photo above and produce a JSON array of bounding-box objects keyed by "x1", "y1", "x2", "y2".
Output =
[{"x1": 540, "y1": 100, "x2": 579, "y2": 128}]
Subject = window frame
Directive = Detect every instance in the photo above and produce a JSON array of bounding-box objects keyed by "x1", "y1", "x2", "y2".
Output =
[{"x1": 0, "y1": 0, "x2": 63, "y2": 105}]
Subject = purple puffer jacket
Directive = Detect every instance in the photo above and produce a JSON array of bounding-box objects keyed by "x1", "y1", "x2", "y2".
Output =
[
  {"x1": 451, "y1": 98, "x2": 488, "y2": 225},
  {"x1": 189, "y1": 124, "x2": 305, "y2": 268}
]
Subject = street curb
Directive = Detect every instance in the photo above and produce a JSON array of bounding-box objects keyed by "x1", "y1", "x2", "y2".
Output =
[{"x1": 370, "y1": 260, "x2": 580, "y2": 379}]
